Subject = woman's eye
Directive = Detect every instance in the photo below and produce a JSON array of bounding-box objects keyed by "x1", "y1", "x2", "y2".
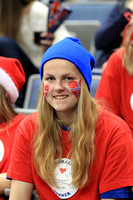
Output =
[
  {"x1": 47, "y1": 77, "x2": 54, "y2": 81},
  {"x1": 65, "y1": 77, "x2": 73, "y2": 81}
]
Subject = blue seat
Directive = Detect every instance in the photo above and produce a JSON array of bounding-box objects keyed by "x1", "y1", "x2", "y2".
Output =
[
  {"x1": 66, "y1": 2, "x2": 116, "y2": 23},
  {"x1": 23, "y1": 74, "x2": 41, "y2": 109},
  {"x1": 90, "y1": 74, "x2": 101, "y2": 97},
  {"x1": 64, "y1": 20, "x2": 101, "y2": 56}
]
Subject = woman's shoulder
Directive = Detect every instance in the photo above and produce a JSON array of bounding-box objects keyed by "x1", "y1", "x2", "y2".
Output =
[
  {"x1": 96, "y1": 107, "x2": 132, "y2": 137},
  {"x1": 110, "y1": 47, "x2": 125, "y2": 67},
  {"x1": 115, "y1": 47, "x2": 125, "y2": 58},
  {"x1": 21, "y1": 112, "x2": 37, "y2": 125},
  {"x1": 9, "y1": 113, "x2": 25, "y2": 127},
  {"x1": 15, "y1": 112, "x2": 38, "y2": 141},
  {"x1": 16, "y1": 112, "x2": 37, "y2": 132},
  {"x1": 109, "y1": 47, "x2": 125, "y2": 61},
  {"x1": 104, "y1": 47, "x2": 125, "y2": 76}
]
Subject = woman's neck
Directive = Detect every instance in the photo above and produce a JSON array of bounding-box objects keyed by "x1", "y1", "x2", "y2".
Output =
[{"x1": 56, "y1": 111, "x2": 75, "y2": 127}]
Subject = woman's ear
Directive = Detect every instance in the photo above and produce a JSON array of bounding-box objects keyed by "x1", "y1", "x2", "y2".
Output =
[
  {"x1": 5, "y1": 92, "x2": 12, "y2": 103},
  {"x1": 5, "y1": 92, "x2": 8, "y2": 98},
  {"x1": 5, "y1": 92, "x2": 10, "y2": 101}
]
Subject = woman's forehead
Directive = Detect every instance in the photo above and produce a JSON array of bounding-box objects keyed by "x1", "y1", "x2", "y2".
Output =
[
  {"x1": 44, "y1": 59, "x2": 77, "y2": 71},
  {"x1": 43, "y1": 59, "x2": 81, "y2": 77}
]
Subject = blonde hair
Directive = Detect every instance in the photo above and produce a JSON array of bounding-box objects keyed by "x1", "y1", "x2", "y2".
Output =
[
  {"x1": 0, "y1": 85, "x2": 17, "y2": 124},
  {"x1": 123, "y1": 20, "x2": 133, "y2": 76},
  {"x1": 125, "y1": 0, "x2": 133, "y2": 9},
  {"x1": 34, "y1": 77, "x2": 98, "y2": 188}
]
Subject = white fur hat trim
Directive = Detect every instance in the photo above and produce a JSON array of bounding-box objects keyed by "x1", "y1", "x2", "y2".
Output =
[{"x1": 0, "y1": 68, "x2": 18, "y2": 103}]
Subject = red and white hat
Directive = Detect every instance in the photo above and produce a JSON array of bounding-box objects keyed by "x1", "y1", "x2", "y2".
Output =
[{"x1": 0, "y1": 56, "x2": 25, "y2": 103}]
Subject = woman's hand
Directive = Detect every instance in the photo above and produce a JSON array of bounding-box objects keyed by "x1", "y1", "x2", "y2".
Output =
[{"x1": 34, "y1": 32, "x2": 54, "y2": 51}]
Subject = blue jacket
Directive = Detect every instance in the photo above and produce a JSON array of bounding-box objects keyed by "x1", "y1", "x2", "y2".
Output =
[{"x1": 94, "y1": 4, "x2": 132, "y2": 67}]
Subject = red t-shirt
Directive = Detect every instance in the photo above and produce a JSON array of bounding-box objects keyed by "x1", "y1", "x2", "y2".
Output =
[
  {"x1": 95, "y1": 47, "x2": 133, "y2": 133},
  {"x1": 0, "y1": 114, "x2": 25, "y2": 200},
  {"x1": 7, "y1": 111, "x2": 133, "y2": 200}
]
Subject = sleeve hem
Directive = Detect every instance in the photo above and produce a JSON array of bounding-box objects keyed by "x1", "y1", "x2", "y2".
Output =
[
  {"x1": 7, "y1": 170, "x2": 34, "y2": 184},
  {"x1": 100, "y1": 180, "x2": 133, "y2": 194}
]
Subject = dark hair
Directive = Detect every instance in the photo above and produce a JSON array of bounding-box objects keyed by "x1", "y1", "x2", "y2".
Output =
[
  {"x1": 0, "y1": 0, "x2": 33, "y2": 39},
  {"x1": 21, "y1": 0, "x2": 33, "y2": 6}
]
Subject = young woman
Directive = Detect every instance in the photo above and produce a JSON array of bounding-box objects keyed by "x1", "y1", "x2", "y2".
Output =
[
  {"x1": 95, "y1": 19, "x2": 133, "y2": 134},
  {"x1": 0, "y1": 56, "x2": 26, "y2": 199},
  {"x1": 8, "y1": 37, "x2": 133, "y2": 200}
]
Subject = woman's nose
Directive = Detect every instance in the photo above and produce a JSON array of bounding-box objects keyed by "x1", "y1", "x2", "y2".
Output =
[{"x1": 54, "y1": 80, "x2": 64, "y2": 91}]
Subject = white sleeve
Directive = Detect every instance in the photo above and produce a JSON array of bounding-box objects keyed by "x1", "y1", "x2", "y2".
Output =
[
  {"x1": 29, "y1": 1, "x2": 71, "y2": 41},
  {"x1": 29, "y1": 1, "x2": 49, "y2": 32},
  {"x1": 53, "y1": 24, "x2": 72, "y2": 44}
]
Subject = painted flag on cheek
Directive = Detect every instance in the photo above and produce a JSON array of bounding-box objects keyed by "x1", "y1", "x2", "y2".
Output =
[
  {"x1": 68, "y1": 80, "x2": 81, "y2": 98},
  {"x1": 43, "y1": 82, "x2": 50, "y2": 98}
]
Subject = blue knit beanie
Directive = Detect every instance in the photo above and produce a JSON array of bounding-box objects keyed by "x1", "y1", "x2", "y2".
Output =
[{"x1": 40, "y1": 37, "x2": 95, "y2": 91}]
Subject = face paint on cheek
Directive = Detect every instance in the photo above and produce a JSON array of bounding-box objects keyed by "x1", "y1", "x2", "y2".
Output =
[
  {"x1": 68, "y1": 80, "x2": 81, "y2": 98},
  {"x1": 43, "y1": 82, "x2": 50, "y2": 98}
]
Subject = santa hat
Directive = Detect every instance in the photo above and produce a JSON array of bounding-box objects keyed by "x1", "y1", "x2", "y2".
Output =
[
  {"x1": 0, "y1": 56, "x2": 25, "y2": 103},
  {"x1": 40, "y1": 37, "x2": 95, "y2": 91}
]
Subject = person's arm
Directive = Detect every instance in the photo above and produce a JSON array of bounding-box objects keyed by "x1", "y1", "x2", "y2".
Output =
[
  {"x1": 36, "y1": 32, "x2": 54, "y2": 51},
  {"x1": 30, "y1": 1, "x2": 71, "y2": 49},
  {"x1": 9, "y1": 180, "x2": 34, "y2": 200},
  {"x1": 0, "y1": 173, "x2": 11, "y2": 194},
  {"x1": 101, "y1": 199, "x2": 126, "y2": 200}
]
